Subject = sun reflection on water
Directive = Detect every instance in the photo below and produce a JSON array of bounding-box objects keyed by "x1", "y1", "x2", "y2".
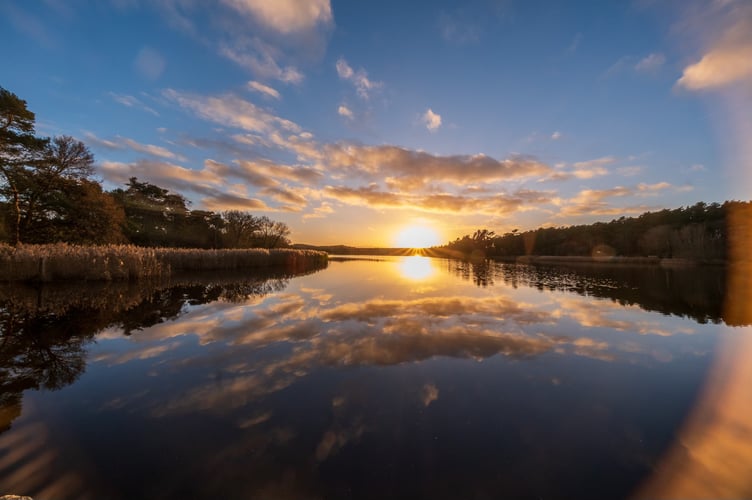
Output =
[{"x1": 397, "y1": 256, "x2": 435, "y2": 281}]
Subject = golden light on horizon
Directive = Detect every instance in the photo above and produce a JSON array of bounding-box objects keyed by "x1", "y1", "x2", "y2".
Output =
[{"x1": 394, "y1": 225, "x2": 442, "y2": 249}]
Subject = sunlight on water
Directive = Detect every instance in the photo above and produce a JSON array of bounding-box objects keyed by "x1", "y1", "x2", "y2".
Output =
[{"x1": 397, "y1": 255, "x2": 435, "y2": 280}]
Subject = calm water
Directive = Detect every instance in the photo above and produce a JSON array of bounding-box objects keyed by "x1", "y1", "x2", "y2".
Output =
[{"x1": 0, "y1": 257, "x2": 737, "y2": 499}]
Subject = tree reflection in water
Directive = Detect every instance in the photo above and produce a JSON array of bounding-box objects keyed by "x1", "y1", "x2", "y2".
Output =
[
  {"x1": 446, "y1": 259, "x2": 732, "y2": 325},
  {"x1": 0, "y1": 264, "x2": 326, "y2": 434}
]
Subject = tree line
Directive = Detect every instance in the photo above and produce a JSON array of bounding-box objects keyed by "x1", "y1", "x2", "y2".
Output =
[
  {"x1": 0, "y1": 87, "x2": 290, "y2": 248},
  {"x1": 442, "y1": 200, "x2": 750, "y2": 262}
]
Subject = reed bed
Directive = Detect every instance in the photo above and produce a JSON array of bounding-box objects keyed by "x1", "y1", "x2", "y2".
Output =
[{"x1": 0, "y1": 244, "x2": 328, "y2": 282}]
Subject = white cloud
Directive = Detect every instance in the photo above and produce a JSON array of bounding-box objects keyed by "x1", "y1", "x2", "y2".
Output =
[
  {"x1": 635, "y1": 53, "x2": 666, "y2": 72},
  {"x1": 542, "y1": 156, "x2": 613, "y2": 180},
  {"x1": 221, "y1": 0, "x2": 332, "y2": 34},
  {"x1": 573, "y1": 156, "x2": 615, "y2": 170},
  {"x1": 604, "y1": 52, "x2": 665, "y2": 78},
  {"x1": 337, "y1": 105, "x2": 353, "y2": 119},
  {"x1": 85, "y1": 133, "x2": 184, "y2": 161},
  {"x1": 163, "y1": 89, "x2": 301, "y2": 135},
  {"x1": 677, "y1": 4, "x2": 752, "y2": 90},
  {"x1": 422, "y1": 108, "x2": 442, "y2": 131},
  {"x1": 617, "y1": 166, "x2": 644, "y2": 177},
  {"x1": 551, "y1": 131, "x2": 562, "y2": 140},
  {"x1": 323, "y1": 144, "x2": 550, "y2": 189},
  {"x1": 122, "y1": 138, "x2": 183, "y2": 161},
  {"x1": 303, "y1": 202, "x2": 334, "y2": 219},
  {"x1": 336, "y1": 58, "x2": 381, "y2": 99},
  {"x1": 558, "y1": 182, "x2": 676, "y2": 217},
  {"x1": 220, "y1": 39, "x2": 303, "y2": 84},
  {"x1": 247, "y1": 80, "x2": 281, "y2": 99},
  {"x1": 108, "y1": 92, "x2": 159, "y2": 116},
  {"x1": 335, "y1": 58, "x2": 353, "y2": 79}
]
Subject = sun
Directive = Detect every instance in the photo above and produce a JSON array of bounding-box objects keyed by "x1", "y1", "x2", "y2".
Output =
[{"x1": 394, "y1": 225, "x2": 442, "y2": 248}]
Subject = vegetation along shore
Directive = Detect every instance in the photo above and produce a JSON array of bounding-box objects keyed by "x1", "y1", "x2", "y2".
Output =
[{"x1": 0, "y1": 244, "x2": 327, "y2": 282}]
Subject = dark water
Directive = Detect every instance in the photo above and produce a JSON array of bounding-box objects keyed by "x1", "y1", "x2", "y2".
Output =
[{"x1": 0, "y1": 257, "x2": 734, "y2": 499}]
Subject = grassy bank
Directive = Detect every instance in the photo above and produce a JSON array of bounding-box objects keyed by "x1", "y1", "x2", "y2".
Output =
[{"x1": 0, "y1": 244, "x2": 328, "y2": 282}]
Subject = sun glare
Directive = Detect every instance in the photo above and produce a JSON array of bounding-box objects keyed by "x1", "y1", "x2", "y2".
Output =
[
  {"x1": 394, "y1": 225, "x2": 441, "y2": 248},
  {"x1": 398, "y1": 256, "x2": 435, "y2": 280}
]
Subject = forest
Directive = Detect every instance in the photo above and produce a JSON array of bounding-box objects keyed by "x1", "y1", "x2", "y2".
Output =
[
  {"x1": 0, "y1": 87, "x2": 290, "y2": 249},
  {"x1": 441, "y1": 200, "x2": 750, "y2": 262}
]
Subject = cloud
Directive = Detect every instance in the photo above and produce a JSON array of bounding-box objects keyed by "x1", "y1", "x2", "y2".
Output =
[
  {"x1": 322, "y1": 185, "x2": 552, "y2": 216},
  {"x1": 260, "y1": 186, "x2": 308, "y2": 206},
  {"x1": 677, "y1": 2, "x2": 752, "y2": 90},
  {"x1": 303, "y1": 202, "x2": 334, "y2": 219},
  {"x1": 99, "y1": 159, "x2": 223, "y2": 189},
  {"x1": 571, "y1": 156, "x2": 614, "y2": 178},
  {"x1": 604, "y1": 53, "x2": 666, "y2": 78},
  {"x1": 336, "y1": 58, "x2": 381, "y2": 99},
  {"x1": 616, "y1": 166, "x2": 644, "y2": 177},
  {"x1": 1, "y1": 2, "x2": 55, "y2": 48},
  {"x1": 108, "y1": 92, "x2": 159, "y2": 116},
  {"x1": 558, "y1": 182, "x2": 675, "y2": 217},
  {"x1": 121, "y1": 138, "x2": 183, "y2": 161},
  {"x1": 220, "y1": 38, "x2": 304, "y2": 84},
  {"x1": 422, "y1": 108, "x2": 442, "y2": 131},
  {"x1": 247, "y1": 80, "x2": 281, "y2": 99},
  {"x1": 221, "y1": 0, "x2": 332, "y2": 35},
  {"x1": 335, "y1": 58, "x2": 353, "y2": 79},
  {"x1": 337, "y1": 104, "x2": 353, "y2": 119},
  {"x1": 86, "y1": 133, "x2": 184, "y2": 161},
  {"x1": 201, "y1": 192, "x2": 273, "y2": 211},
  {"x1": 133, "y1": 46, "x2": 165, "y2": 80},
  {"x1": 236, "y1": 159, "x2": 323, "y2": 185},
  {"x1": 551, "y1": 131, "x2": 562, "y2": 140},
  {"x1": 635, "y1": 52, "x2": 666, "y2": 72},
  {"x1": 323, "y1": 144, "x2": 550, "y2": 189},
  {"x1": 163, "y1": 89, "x2": 301, "y2": 135}
]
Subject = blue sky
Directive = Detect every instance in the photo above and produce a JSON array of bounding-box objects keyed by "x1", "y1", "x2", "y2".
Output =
[{"x1": 2, "y1": 0, "x2": 751, "y2": 245}]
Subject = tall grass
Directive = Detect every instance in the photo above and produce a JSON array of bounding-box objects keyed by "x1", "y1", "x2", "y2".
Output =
[{"x1": 0, "y1": 244, "x2": 328, "y2": 282}]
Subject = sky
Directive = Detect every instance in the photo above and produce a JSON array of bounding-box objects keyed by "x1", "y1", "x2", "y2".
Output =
[{"x1": 2, "y1": 0, "x2": 751, "y2": 246}]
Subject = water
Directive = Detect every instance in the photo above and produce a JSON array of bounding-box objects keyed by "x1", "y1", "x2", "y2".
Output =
[{"x1": 0, "y1": 257, "x2": 736, "y2": 499}]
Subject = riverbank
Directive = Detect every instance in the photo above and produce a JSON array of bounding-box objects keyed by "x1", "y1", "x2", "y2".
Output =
[
  {"x1": 0, "y1": 244, "x2": 328, "y2": 282},
  {"x1": 493, "y1": 255, "x2": 725, "y2": 267}
]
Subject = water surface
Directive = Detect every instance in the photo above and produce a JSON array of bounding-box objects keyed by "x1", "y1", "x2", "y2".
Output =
[{"x1": 0, "y1": 257, "x2": 734, "y2": 499}]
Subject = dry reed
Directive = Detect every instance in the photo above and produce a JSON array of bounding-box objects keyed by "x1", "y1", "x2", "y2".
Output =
[{"x1": 0, "y1": 244, "x2": 328, "y2": 282}]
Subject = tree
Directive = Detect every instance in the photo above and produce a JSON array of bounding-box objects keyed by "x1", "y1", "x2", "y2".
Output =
[
  {"x1": 17, "y1": 136, "x2": 97, "y2": 242},
  {"x1": 0, "y1": 87, "x2": 48, "y2": 245},
  {"x1": 23, "y1": 178, "x2": 126, "y2": 244},
  {"x1": 254, "y1": 216, "x2": 290, "y2": 248},
  {"x1": 221, "y1": 210, "x2": 261, "y2": 248},
  {"x1": 182, "y1": 210, "x2": 223, "y2": 249},
  {"x1": 112, "y1": 177, "x2": 190, "y2": 246}
]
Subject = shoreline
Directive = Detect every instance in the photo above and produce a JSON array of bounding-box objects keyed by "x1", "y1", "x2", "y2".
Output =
[{"x1": 491, "y1": 255, "x2": 726, "y2": 267}]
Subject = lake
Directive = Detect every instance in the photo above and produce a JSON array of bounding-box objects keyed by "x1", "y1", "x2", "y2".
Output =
[{"x1": 0, "y1": 256, "x2": 745, "y2": 499}]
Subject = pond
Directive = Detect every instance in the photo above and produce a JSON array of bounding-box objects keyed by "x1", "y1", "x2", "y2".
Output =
[{"x1": 0, "y1": 256, "x2": 746, "y2": 499}]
